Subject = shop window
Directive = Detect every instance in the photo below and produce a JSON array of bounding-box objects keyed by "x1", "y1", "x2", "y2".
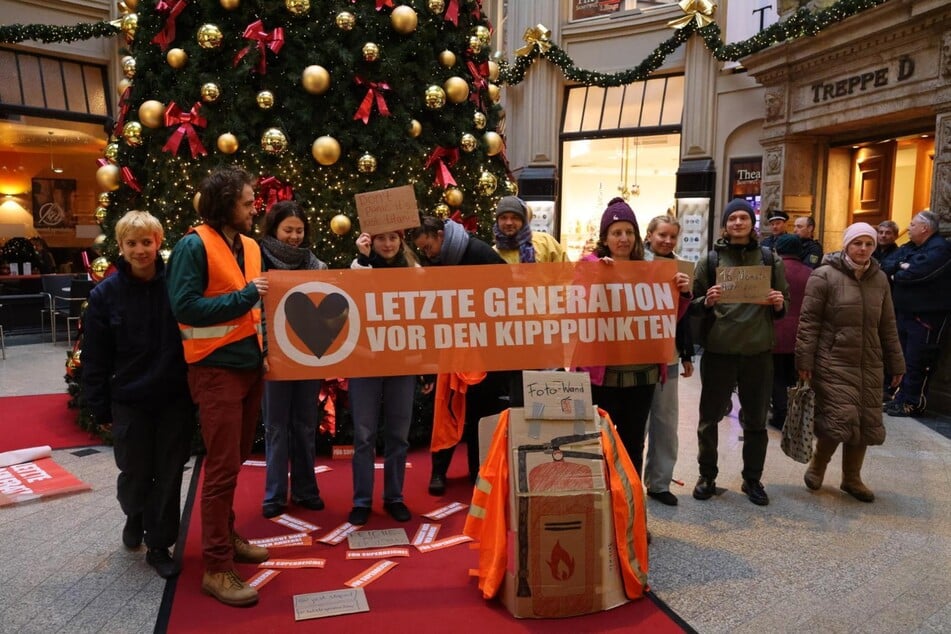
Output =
[
  {"x1": 563, "y1": 76, "x2": 684, "y2": 133},
  {"x1": 0, "y1": 48, "x2": 109, "y2": 120}
]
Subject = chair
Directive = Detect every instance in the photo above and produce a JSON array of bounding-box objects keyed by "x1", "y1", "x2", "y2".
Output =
[{"x1": 40, "y1": 273, "x2": 73, "y2": 343}]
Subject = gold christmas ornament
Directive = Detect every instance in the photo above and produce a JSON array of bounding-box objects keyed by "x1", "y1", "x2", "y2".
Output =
[
  {"x1": 217, "y1": 132, "x2": 239, "y2": 154},
  {"x1": 94, "y1": 206, "x2": 108, "y2": 223},
  {"x1": 159, "y1": 248, "x2": 171, "y2": 263},
  {"x1": 261, "y1": 128, "x2": 288, "y2": 154},
  {"x1": 90, "y1": 257, "x2": 111, "y2": 282},
  {"x1": 117, "y1": 78, "x2": 132, "y2": 95},
  {"x1": 505, "y1": 179, "x2": 519, "y2": 196},
  {"x1": 166, "y1": 47, "x2": 188, "y2": 69},
  {"x1": 193, "y1": 192, "x2": 201, "y2": 212},
  {"x1": 487, "y1": 83, "x2": 501, "y2": 103},
  {"x1": 122, "y1": 0, "x2": 138, "y2": 11},
  {"x1": 94, "y1": 233, "x2": 107, "y2": 247},
  {"x1": 97, "y1": 192, "x2": 111, "y2": 206},
  {"x1": 428, "y1": 0, "x2": 445, "y2": 13},
  {"x1": 443, "y1": 76, "x2": 469, "y2": 104},
  {"x1": 201, "y1": 82, "x2": 221, "y2": 103},
  {"x1": 443, "y1": 187, "x2": 463, "y2": 207},
  {"x1": 121, "y1": 13, "x2": 138, "y2": 39},
  {"x1": 487, "y1": 60, "x2": 500, "y2": 82},
  {"x1": 197, "y1": 24, "x2": 224, "y2": 49},
  {"x1": 357, "y1": 152, "x2": 378, "y2": 174},
  {"x1": 473, "y1": 111, "x2": 487, "y2": 130},
  {"x1": 468, "y1": 36, "x2": 483, "y2": 55},
  {"x1": 284, "y1": 0, "x2": 310, "y2": 16},
  {"x1": 460, "y1": 133, "x2": 477, "y2": 153},
  {"x1": 473, "y1": 26, "x2": 491, "y2": 47},
  {"x1": 391, "y1": 6, "x2": 418, "y2": 34},
  {"x1": 362, "y1": 42, "x2": 380, "y2": 62},
  {"x1": 335, "y1": 11, "x2": 356, "y2": 31},
  {"x1": 424, "y1": 85, "x2": 446, "y2": 109},
  {"x1": 301, "y1": 65, "x2": 331, "y2": 94},
  {"x1": 104, "y1": 142, "x2": 120, "y2": 162},
  {"x1": 483, "y1": 131, "x2": 503, "y2": 156},
  {"x1": 438, "y1": 50, "x2": 456, "y2": 68},
  {"x1": 330, "y1": 214, "x2": 352, "y2": 236},
  {"x1": 138, "y1": 100, "x2": 165, "y2": 128},
  {"x1": 219, "y1": 0, "x2": 240, "y2": 9},
  {"x1": 477, "y1": 171, "x2": 498, "y2": 196},
  {"x1": 96, "y1": 164, "x2": 121, "y2": 191},
  {"x1": 256, "y1": 90, "x2": 275, "y2": 110},
  {"x1": 434, "y1": 203, "x2": 450, "y2": 218},
  {"x1": 122, "y1": 121, "x2": 144, "y2": 147},
  {"x1": 121, "y1": 56, "x2": 137, "y2": 79},
  {"x1": 311, "y1": 136, "x2": 341, "y2": 166},
  {"x1": 408, "y1": 119, "x2": 422, "y2": 138}
]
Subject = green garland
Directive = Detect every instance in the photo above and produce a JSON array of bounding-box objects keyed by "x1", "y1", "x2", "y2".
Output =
[{"x1": 0, "y1": 21, "x2": 119, "y2": 44}]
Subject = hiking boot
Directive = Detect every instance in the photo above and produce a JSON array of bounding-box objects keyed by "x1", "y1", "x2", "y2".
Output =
[
  {"x1": 692, "y1": 477, "x2": 717, "y2": 500},
  {"x1": 262, "y1": 503, "x2": 286, "y2": 519},
  {"x1": 348, "y1": 506, "x2": 371, "y2": 526},
  {"x1": 741, "y1": 479, "x2": 769, "y2": 506},
  {"x1": 232, "y1": 532, "x2": 269, "y2": 564},
  {"x1": 201, "y1": 569, "x2": 258, "y2": 607},
  {"x1": 647, "y1": 490, "x2": 678, "y2": 506},
  {"x1": 294, "y1": 496, "x2": 325, "y2": 511},
  {"x1": 122, "y1": 513, "x2": 143, "y2": 549},
  {"x1": 146, "y1": 548, "x2": 180, "y2": 579},
  {"x1": 384, "y1": 502, "x2": 411, "y2": 522}
]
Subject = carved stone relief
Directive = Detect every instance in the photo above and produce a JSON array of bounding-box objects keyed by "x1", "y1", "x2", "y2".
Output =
[
  {"x1": 761, "y1": 182, "x2": 781, "y2": 217},
  {"x1": 765, "y1": 147, "x2": 783, "y2": 176},
  {"x1": 765, "y1": 90, "x2": 785, "y2": 122},
  {"x1": 942, "y1": 32, "x2": 951, "y2": 81},
  {"x1": 934, "y1": 162, "x2": 951, "y2": 231}
]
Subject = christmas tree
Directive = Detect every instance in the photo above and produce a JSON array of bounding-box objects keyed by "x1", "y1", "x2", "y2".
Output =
[{"x1": 97, "y1": 0, "x2": 512, "y2": 268}]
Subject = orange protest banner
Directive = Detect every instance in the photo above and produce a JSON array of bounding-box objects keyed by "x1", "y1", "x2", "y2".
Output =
[
  {"x1": 265, "y1": 260, "x2": 679, "y2": 380},
  {"x1": 0, "y1": 458, "x2": 91, "y2": 507}
]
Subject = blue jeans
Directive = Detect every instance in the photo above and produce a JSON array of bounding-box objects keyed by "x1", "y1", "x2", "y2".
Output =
[
  {"x1": 349, "y1": 375, "x2": 416, "y2": 507},
  {"x1": 263, "y1": 379, "x2": 322, "y2": 508}
]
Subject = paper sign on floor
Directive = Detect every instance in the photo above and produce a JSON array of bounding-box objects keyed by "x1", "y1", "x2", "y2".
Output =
[
  {"x1": 345, "y1": 560, "x2": 399, "y2": 588},
  {"x1": 411, "y1": 522, "x2": 440, "y2": 545},
  {"x1": 0, "y1": 458, "x2": 91, "y2": 507},
  {"x1": 414, "y1": 534, "x2": 472, "y2": 553},
  {"x1": 347, "y1": 528, "x2": 408, "y2": 550},
  {"x1": 248, "y1": 533, "x2": 313, "y2": 548},
  {"x1": 422, "y1": 501, "x2": 468, "y2": 520},
  {"x1": 246, "y1": 568, "x2": 281, "y2": 589},
  {"x1": 271, "y1": 513, "x2": 320, "y2": 533},
  {"x1": 259, "y1": 558, "x2": 326, "y2": 569},
  {"x1": 346, "y1": 548, "x2": 410, "y2": 559},
  {"x1": 293, "y1": 588, "x2": 369, "y2": 621},
  {"x1": 317, "y1": 522, "x2": 359, "y2": 545}
]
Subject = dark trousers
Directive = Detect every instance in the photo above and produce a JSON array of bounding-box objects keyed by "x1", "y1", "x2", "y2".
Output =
[
  {"x1": 112, "y1": 397, "x2": 194, "y2": 550},
  {"x1": 698, "y1": 351, "x2": 772, "y2": 482},
  {"x1": 431, "y1": 371, "x2": 510, "y2": 482},
  {"x1": 771, "y1": 352, "x2": 796, "y2": 426},
  {"x1": 592, "y1": 383, "x2": 655, "y2": 477},
  {"x1": 896, "y1": 311, "x2": 949, "y2": 408},
  {"x1": 188, "y1": 365, "x2": 264, "y2": 573}
]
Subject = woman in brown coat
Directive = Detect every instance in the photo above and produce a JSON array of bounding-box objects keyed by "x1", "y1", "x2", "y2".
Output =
[{"x1": 795, "y1": 222, "x2": 904, "y2": 502}]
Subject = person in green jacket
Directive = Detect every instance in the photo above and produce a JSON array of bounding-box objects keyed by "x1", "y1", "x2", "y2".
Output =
[{"x1": 690, "y1": 198, "x2": 789, "y2": 507}]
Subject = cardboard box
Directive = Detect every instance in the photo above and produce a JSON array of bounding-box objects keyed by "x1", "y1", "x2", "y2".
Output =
[{"x1": 499, "y1": 372, "x2": 629, "y2": 619}]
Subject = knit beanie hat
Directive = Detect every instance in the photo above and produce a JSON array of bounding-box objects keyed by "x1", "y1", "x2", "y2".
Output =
[
  {"x1": 721, "y1": 198, "x2": 755, "y2": 227},
  {"x1": 842, "y1": 222, "x2": 877, "y2": 249},
  {"x1": 599, "y1": 197, "x2": 638, "y2": 240},
  {"x1": 495, "y1": 196, "x2": 528, "y2": 223},
  {"x1": 774, "y1": 233, "x2": 801, "y2": 256}
]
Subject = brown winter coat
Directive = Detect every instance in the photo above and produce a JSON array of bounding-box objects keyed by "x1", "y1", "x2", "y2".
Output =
[{"x1": 795, "y1": 253, "x2": 905, "y2": 446}]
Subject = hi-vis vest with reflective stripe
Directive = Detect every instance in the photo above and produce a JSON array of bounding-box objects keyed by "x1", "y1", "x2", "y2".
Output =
[{"x1": 178, "y1": 224, "x2": 262, "y2": 364}]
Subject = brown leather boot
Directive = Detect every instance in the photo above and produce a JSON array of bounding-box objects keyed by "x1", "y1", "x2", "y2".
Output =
[
  {"x1": 803, "y1": 437, "x2": 838, "y2": 491},
  {"x1": 201, "y1": 569, "x2": 258, "y2": 607},
  {"x1": 232, "y1": 532, "x2": 269, "y2": 564},
  {"x1": 840, "y1": 444, "x2": 874, "y2": 502}
]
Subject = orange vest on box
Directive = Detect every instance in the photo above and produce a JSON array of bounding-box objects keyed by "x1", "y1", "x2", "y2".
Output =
[
  {"x1": 464, "y1": 408, "x2": 649, "y2": 601},
  {"x1": 430, "y1": 371, "x2": 486, "y2": 452},
  {"x1": 178, "y1": 224, "x2": 262, "y2": 364}
]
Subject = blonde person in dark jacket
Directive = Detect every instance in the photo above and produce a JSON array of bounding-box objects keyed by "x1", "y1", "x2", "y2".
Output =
[{"x1": 795, "y1": 222, "x2": 905, "y2": 502}]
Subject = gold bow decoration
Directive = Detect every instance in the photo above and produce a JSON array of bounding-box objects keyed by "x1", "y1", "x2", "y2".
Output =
[
  {"x1": 667, "y1": 0, "x2": 717, "y2": 30},
  {"x1": 515, "y1": 24, "x2": 552, "y2": 57}
]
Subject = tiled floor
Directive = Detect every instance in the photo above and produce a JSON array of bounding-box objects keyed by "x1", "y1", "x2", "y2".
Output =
[{"x1": 1, "y1": 342, "x2": 949, "y2": 632}]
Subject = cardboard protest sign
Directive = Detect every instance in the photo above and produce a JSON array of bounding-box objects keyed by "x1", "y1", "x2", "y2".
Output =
[
  {"x1": 716, "y1": 265, "x2": 771, "y2": 304},
  {"x1": 353, "y1": 185, "x2": 420, "y2": 236},
  {"x1": 265, "y1": 260, "x2": 680, "y2": 380}
]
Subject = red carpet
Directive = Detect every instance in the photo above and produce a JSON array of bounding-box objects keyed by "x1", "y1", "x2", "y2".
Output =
[
  {"x1": 0, "y1": 393, "x2": 99, "y2": 452},
  {"x1": 164, "y1": 448, "x2": 687, "y2": 633}
]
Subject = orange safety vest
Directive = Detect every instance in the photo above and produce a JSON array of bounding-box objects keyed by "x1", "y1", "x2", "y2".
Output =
[
  {"x1": 464, "y1": 407, "x2": 649, "y2": 600},
  {"x1": 178, "y1": 224, "x2": 263, "y2": 364},
  {"x1": 430, "y1": 371, "x2": 486, "y2": 452}
]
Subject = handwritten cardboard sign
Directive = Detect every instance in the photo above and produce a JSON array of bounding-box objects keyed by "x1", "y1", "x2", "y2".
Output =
[
  {"x1": 522, "y1": 371, "x2": 592, "y2": 421},
  {"x1": 717, "y1": 265, "x2": 771, "y2": 304},
  {"x1": 354, "y1": 185, "x2": 420, "y2": 236},
  {"x1": 347, "y1": 528, "x2": 409, "y2": 550},
  {"x1": 293, "y1": 588, "x2": 369, "y2": 621},
  {"x1": 677, "y1": 259, "x2": 695, "y2": 285}
]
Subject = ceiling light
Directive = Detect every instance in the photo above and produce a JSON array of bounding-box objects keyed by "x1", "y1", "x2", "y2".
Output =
[{"x1": 48, "y1": 131, "x2": 64, "y2": 174}]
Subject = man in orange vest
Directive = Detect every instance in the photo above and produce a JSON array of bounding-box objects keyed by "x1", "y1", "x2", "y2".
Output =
[{"x1": 167, "y1": 167, "x2": 269, "y2": 607}]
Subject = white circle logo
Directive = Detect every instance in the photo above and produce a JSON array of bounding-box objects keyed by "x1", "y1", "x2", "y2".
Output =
[{"x1": 273, "y1": 281, "x2": 361, "y2": 367}]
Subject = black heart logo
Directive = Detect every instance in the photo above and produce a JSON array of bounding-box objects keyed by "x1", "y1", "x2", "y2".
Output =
[{"x1": 284, "y1": 291, "x2": 349, "y2": 358}]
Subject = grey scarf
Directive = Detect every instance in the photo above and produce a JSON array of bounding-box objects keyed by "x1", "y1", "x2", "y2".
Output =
[
  {"x1": 260, "y1": 235, "x2": 327, "y2": 271},
  {"x1": 438, "y1": 219, "x2": 470, "y2": 266}
]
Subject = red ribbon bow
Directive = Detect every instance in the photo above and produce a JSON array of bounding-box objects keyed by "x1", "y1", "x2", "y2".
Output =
[
  {"x1": 444, "y1": 0, "x2": 460, "y2": 25},
  {"x1": 424, "y1": 146, "x2": 460, "y2": 188},
  {"x1": 162, "y1": 102, "x2": 208, "y2": 158},
  {"x1": 450, "y1": 211, "x2": 478, "y2": 232},
  {"x1": 353, "y1": 76, "x2": 391, "y2": 124},
  {"x1": 121, "y1": 166, "x2": 142, "y2": 192},
  {"x1": 96, "y1": 157, "x2": 110, "y2": 168},
  {"x1": 352, "y1": 0, "x2": 394, "y2": 9},
  {"x1": 114, "y1": 86, "x2": 132, "y2": 134},
  {"x1": 258, "y1": 176, "x2": 294, "y2": 211},
  {"x1": 467, "y1": 60, "x2": 488, "y2": 107},
  {"x1": 234, "y1": 20, "x2": 285, "y2": 75},
  {"x1": 150, "y1": 0, "x2": 188, "y2": 51}
]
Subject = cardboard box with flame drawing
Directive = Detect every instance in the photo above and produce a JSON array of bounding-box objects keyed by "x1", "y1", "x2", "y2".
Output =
[{"x1": 501, "y1": 371, "x2": 628, "y2": 618}]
